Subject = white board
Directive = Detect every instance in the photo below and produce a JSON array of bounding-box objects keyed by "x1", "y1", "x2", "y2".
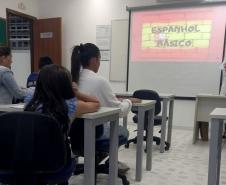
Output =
[{"x1": 110, "y1": 20, "x2": 128, "y2": 82}]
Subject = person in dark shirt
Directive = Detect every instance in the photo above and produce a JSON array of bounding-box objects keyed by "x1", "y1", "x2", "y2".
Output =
[{"x1": 26, "y1": 56, "x2": 53, "y2": 88}]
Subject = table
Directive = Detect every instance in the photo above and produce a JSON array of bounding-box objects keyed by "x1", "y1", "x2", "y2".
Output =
[
  {"x1": 0, "y1": 104, "x2": 24, "y2": 112},
  {"x1": 116, "y1": 92, "x2": 175, "y2": 153},
  {"x1": 132, "y1": 100, "x2": 156, "y2": 181},
  {"x1": 79, "y1": 107, "x2": 120, "y2": 185},
  {"x1": 0, "y1": 104, "x2": 120, "y2": 185},
  {"x1": 193, "y1": 94, "x2": 226, "y2": 144},
  {"x1": 208, "y1": 108, "x2": 226, "y2": 185}
]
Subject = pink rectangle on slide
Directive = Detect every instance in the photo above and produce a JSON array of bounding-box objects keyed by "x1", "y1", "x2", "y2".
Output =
[{"x1": 131, "y1": 6, "x2": 226, "y2": 62}]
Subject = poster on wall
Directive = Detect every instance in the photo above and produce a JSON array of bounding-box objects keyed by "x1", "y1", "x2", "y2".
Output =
[
  {"x1": 96, "y1": 25, "x2": 111, "y2": 61},
  {"x1": 0, "y1": 18, "x2": 7, "y2": 47},
  {"x1": 100, "y1": 50, "x2": 111, "y2": 61}
]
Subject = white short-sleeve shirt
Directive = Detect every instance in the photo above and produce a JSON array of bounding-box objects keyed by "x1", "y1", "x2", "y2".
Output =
[{"x1": 78, "y1": 69, "x2": 132, "y2": 117}]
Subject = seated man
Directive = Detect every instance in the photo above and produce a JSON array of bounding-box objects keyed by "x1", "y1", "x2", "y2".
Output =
[
  {"x1": 27, "y1": 56, "x2": 53, "y2": 88},
  {"x1": 0, "y1": 47, "x2": 26, "y2": 104}
]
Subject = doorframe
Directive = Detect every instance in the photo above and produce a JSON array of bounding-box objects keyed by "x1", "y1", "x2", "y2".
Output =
[{"x1": 6, "y1": 8, "x2": 37, "y2": 72}]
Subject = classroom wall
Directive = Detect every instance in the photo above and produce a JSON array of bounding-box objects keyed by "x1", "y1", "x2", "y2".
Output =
[
  {"x1": 37, "y1": 0, "x2": 195, "y2": 128},
  {"x1": 0, "y1": 0, "x2": 39, "y2": 87},
  {"x1": 0, "y1": 0, "x2": 38, "y2": 19},
  {"x1": 37, "y1": 0, "x2": 157, "y2": 69}
]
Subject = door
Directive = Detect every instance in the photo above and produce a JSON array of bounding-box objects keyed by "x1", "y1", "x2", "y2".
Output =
[
  {"x1": 33, "y1": 18, "x2": 61, "y2": 71},
  {"x1": 6, "y1": 8, "x2": 36, "y2": 87}
]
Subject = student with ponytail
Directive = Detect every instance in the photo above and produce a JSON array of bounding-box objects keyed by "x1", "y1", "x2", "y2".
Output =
[
  {"x1": 70, "y1": 43, "x2": 140, "y2": 173},
  {"x1": 71, "y1": 43, "x2": 140, "y2": 117}
]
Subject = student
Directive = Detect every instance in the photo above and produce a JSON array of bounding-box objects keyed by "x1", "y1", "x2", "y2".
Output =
[
  {"x1": 220, "y1": 63, "x2": 226, "y2": 137},
  {"x1": 71, "y1": 43, "x2": 140, "y2": 173},
  {"x1": 27, "y1": 56, "x2": 53, "y2": 88},
  {"x1": 24, "y1": 64, "x2": 99, "y2": 185},
  {"x1": 24, "y1": 64, "x2": 100, "y2": 118},
  {"x1": 0, "y1": 47, "x2": 26, "y2": 104},
  {"x1": 220, "y1": 63, "x2": 226, "y2": 96},
  {"x1": 71, "y1": 43, "x2": 140, "y2": 117}
]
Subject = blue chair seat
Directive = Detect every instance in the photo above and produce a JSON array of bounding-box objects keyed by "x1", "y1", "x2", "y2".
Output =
[{"x1": 133, "y1": 114, "x2": 166, "y2": 126}]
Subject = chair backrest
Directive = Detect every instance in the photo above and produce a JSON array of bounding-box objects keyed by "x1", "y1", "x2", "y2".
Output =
[
  {"x1": 133, "y1": 89, "x2": 161, "y2": 115},
  {"x1": 0, "y1": 112, "x2": 66, "y2": 174}
]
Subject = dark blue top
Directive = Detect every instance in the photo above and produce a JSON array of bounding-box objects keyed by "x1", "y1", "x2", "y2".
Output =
[{"x1": 27, "y1": 72, "x2": 39, "y2": 88}]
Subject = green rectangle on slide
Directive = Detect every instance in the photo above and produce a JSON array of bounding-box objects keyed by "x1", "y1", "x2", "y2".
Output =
[{"x1": 0, "y1": 19, "x2": 7, "y2": 46}]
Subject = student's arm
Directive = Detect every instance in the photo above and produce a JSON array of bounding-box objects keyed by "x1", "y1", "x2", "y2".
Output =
[
  {"x1": 2, "y1": 71, "x2": 26, "y2": 99},
  {"x1": 72, "y1": 81, "x2": 99, "y2": 103},
  {"x1": 75, "y1": 100, "x2": 100, "y2": 116},
  {"x1": 75, "y1": 91, "x2": 99, "y2": 103},
  {"x1": 98, "y1": 79, "x2": 132, "y2": 117},
  {"x1": 128, "y1": 98, "x2": 141, "y2": 103}
]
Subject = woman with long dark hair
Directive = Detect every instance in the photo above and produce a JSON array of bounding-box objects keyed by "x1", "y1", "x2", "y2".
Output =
[
  {"x1": 25, "y1": 64, "x2": 99, "y2": 117},
  {"x1": 25, "y1": 64, "x2": 99, "y2": 162}
]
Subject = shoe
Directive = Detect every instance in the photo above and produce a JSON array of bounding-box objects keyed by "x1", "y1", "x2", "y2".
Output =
[
  {"x1": 118, "y1": 161, "x2": 130, "y2": 174},
  {"x1": 97, "y1": 152, "x2": 108, "y2": 163},
  {"x1": 223, "y1": 132, "x2": 226, "y2": 139}
]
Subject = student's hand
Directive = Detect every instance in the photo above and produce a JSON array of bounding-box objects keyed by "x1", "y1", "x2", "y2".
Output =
[
  {"x1": 129, "y1": 98, "x2": 142, "y2": 103},
  {"x1": 72, "y1": 82, "x2": 79, "y2": 92},
  {"x1": 76, "y1": 100, "x2": 100, "y2": 116},
  {"x1": 117, "y1": 98, "x2": 124, "y2": 102},
  {"x1": 75, "y1": 90, "x2": 99, "y2": 103}
]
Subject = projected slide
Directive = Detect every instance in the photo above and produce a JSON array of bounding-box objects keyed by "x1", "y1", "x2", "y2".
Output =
[{"x1": 131, "y1": 6, "x2": 226, "y2": 62}]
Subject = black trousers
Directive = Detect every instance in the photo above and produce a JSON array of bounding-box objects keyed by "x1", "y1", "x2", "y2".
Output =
[{"x1": 69, "y1": 118, "x2": 104, "y2": 155}]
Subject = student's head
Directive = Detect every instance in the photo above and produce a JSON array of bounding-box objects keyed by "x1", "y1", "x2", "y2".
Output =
[
  {"x1": 0, "y1": 47, "x2": 12, "y2": 68},
  {"x1": 25, "y1": 64, "x2": 74, "y2": 132},
  {"x1": 39, "y1": 56, "x2": 53, "y2": 70},
  {"x1": 36, "y1": 64, "x2": 74, "y2": 100},
  {"x1": 71, "y1": 43, "x2": 101, "y2": 83}
]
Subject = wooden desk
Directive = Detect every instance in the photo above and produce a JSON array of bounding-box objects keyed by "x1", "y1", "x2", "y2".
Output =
[
  {"x1": 208, "y1": 108, "x2": 226, "y2": 185},
  {"x1": 132, "y1": 100, "x2": 156, "y2": 181},
  {"x1": 0, "y1": 104, "x2": 120, "y2": 185},
  {"x1": 193, "y1": 94, "x2": 226, "y2": 144},
  {"x1": 116, "y1": 92, "x2": 175, "y2": 153}
]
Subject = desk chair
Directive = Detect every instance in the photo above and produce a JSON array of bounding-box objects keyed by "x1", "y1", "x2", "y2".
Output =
[
  {"x1": 0, "y1": 112, "x2": 75, "y2": 185},
  {"x1": 69, "y1": 118, "x2": 130, "y2": 185},
  {"x1": 125, "y1": 89, "x2": 170, "y2": 151}
]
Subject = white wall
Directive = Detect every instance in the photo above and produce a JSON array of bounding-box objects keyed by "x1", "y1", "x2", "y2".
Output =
[
  {"x1": 37, "y1": 0, "x2": 196, "y2": 128},
  {"x1": 37, "y1": 0, "x2": 157, "y2": 69},
  {"x1": 0, "y1": 0, "x2": 39, "y2": 18},
  {"x1": 11, "y1": 51, "x2": 31, "y2": 87}
]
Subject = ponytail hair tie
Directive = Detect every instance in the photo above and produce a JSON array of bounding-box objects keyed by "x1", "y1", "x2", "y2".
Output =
[{"x1": 79, "y1": 43, "x2": 84, "y2": 52}]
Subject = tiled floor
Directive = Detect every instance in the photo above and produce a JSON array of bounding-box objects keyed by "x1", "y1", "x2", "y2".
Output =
[{"x1": 70, "y1": 121, "x2": 226, "y2": 185}]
